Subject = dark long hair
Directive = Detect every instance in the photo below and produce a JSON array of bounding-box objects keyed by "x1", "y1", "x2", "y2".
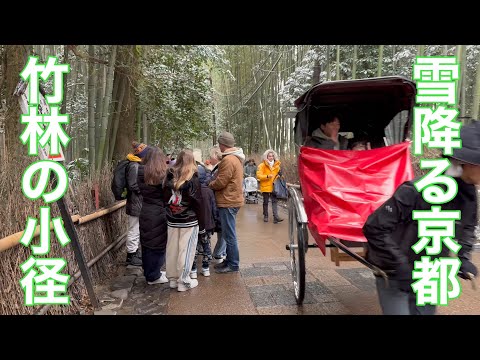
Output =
[{"x1": 142, "y1": 147, "x2": 168, "y2": 185}]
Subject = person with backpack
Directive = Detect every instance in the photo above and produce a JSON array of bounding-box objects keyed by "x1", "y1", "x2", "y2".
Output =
[{"x1": 114, "y1": 141, "x2": 150, "y2": 266}]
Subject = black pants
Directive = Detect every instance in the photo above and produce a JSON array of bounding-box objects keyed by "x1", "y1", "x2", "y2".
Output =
[
  {"x1": 262, "y1": 192, "x2": 278, "y2": 219},
  {"x1": 142, "y1": 247, "x2": 166, "y2": 282}
]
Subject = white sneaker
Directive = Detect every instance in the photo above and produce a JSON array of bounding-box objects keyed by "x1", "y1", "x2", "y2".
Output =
[
  {"x1": 202, "y1": 268, "x2": 210, "y2": 277},
  {"x1": 190, "y1": 270, "x2": 198, "y2": 279},
  {"x1": 177, "y1": 279, "x2": 199, "y2": 292},
  {"x1": 169, "y1": 280, "x2": 178, "y2": 289},
  {"x1": 147, "y1": 271, "x2": 169, "y2": 285},
  {"x1": 213, "y1": 256, "x2": 226, "y2": 264},
  {"x1": 160, "y1": 271, "x2": 168, "y2": 282}
]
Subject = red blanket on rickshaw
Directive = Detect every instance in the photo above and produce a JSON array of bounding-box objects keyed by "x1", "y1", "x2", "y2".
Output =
[{"x1": 298, "y1": 142, "x2": 414, "y2": 255}]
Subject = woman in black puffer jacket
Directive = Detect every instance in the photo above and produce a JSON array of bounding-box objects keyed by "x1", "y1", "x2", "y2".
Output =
[{"x1": 137, "y1": 147, "x2": 169, "y2": 285}]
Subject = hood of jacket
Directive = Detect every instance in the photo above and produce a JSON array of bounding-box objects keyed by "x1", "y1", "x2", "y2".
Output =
[
  {"x1": 262, "y1": 149, "x2": 279, "y2": 161},
  {"x1": 222, "y1": 147, "x2": 245, "y2": 163},
  {"x1": 127, "y1": 153, "x2": 142, "y2": 162}
]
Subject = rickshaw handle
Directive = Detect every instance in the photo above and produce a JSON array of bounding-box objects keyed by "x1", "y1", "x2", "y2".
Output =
[{"x1": 328, "y1": 236, "x2": 389, "y2": 286}]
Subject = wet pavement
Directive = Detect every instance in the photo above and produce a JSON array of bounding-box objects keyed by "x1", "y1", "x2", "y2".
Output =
[{"x1": 96, "y1": 201, "x2": 480, "y2": 315}]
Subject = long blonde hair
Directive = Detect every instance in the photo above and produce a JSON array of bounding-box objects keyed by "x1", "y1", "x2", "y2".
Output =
[{"x1": 171, "y1": 149, "x2": 197, "y2": 190}]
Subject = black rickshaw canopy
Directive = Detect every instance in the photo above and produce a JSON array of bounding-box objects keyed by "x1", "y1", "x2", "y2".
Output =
[{"x1": 293, "y1": 76, "x2": 417, "y2": 149}]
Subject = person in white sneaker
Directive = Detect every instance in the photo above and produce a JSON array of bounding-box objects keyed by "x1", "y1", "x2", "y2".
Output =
[
  {"x1": 190, "y1": 150, "x2": 216, "y2": 279},
  {"x1": 163, "y1": 149, "x2": 206, "y2": 292},
  {"x1": 137, "y1": 147, "x2": 169, "y2": 285}
]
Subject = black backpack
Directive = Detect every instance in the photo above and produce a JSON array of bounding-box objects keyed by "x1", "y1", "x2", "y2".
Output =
[{"x1": 111, "y1": 160, "x2": 130, "y2": 200}]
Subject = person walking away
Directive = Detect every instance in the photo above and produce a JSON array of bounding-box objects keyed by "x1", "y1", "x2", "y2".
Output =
[
  {"x1": 163, "y1": 149, "x2": 206, "y2": 291},
  {"x1": 208, "y1": 131, "x2": 245, "y2": 274},
  {"x1": 256, "y1": 149, "x2": 284, "y2": 223},
  {"x1": 137, "y1": 147, "x2": 169, "y2": 284},
  {"x1": 362, "y1": 120, "x2": 480, "y2": 315},
  {"x1": 125, "y1": 141, "x2": 149, "y2": 266}
]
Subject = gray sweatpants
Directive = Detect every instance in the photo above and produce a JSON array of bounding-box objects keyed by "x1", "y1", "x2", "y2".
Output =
[{"x1": 166, "y1": 226, "x2": 199, "y2": 285}]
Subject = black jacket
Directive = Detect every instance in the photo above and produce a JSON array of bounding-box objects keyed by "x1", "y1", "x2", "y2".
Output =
[
  {"x1": 163, "y1": 170, "x2": 206, "y2": 234},
  {"x1": 137, "y1": 165, "x2": 168, "y2": 250},
  {"x1": 363, "y1": 177, "x2": 477, "y2": 279},
  {"x1": 126, "y1": 161, "x2": 142, "y2": 216}
]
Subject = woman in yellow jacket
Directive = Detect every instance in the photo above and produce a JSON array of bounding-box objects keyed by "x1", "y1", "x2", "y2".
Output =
[{"x1": 256, "y1": 149, "x2": 284, "y2": 224}]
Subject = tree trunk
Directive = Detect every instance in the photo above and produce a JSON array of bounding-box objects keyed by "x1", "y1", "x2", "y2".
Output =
[
  {"x1": 312, "y1": 59, "x2": 321, "y2": 85},
  {"x1": 108, "y1": 76, "x2": 126, "y2": 163},
  {"x1": 136, "y1": 108, "x2": 142, "y2": 141},
  {"x1": 209, "y1": 74, "x2": 217, "y2": 145},
  {"x1": 96, "y1": 45, "x2": 117, "y2": 171},
  {"x1": 5, "y1": 45, "x2": 30, "y2": 159},
  {"x1": 417, "y1": 45, "x2": 425, "y2": 57},
  {"x1": 352, "y1": 45, "x2": 357, "y2": 79},
  {"x1": 455, "y1": 45, "x2": 465, "y2": 115},
  {"x1": 142, "y1": 112, "x2": 148, "y2": 144},
  {"x1": 336, "y1": 46, "x2": 340, "y2": 80},
  {"x1": 471, "y1": 51, "x2": 480, "y2": 120},
  {"x1": 461, "y1": 46, "x2": 467, "y2": 118},
  {"x1": 94, "y1": 61, "x2": 105, "y2": 152},
  {"x1": 254, "y1": 70, "x2": 271, "y2": 149},
  {"x1": 377, "y1": 45, "x2": 384, "y2": 77},
  {"x1": 87, "y1": 45, "x2": 96, "y2": 171},
  {"x1": 61, "y1": 45, "x2": 69, "y2": 115},
  {"x1": 326, "y1": 45, "x2": 330, "y2": 81},
  {"x1": 392, "y1": 45, "x2": 396, "y2": 74},
  {"x1": 112, "y1": 46, "x2": 138, "y2": 162}
]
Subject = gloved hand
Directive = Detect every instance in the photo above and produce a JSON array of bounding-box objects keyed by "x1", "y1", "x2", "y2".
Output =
[{"x1": 459, "y1": 259, "x2": 478, "y2": 280}]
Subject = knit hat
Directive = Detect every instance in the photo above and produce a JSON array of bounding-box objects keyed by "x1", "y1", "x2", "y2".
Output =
[
  {"x1": 449, "y1": 120, "x2": 480, "y2": 166},
  {"x1": 132, "y1": 141, "x2": 149, "y2": 158},
  {"x1": 217, "y1": 131, "x2": 235, "y2": 148}
]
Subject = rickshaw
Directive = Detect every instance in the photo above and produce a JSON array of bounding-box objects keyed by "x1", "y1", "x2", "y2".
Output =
[{"x1": 287, "y1": 76, "x2": 417, "y2": 305}]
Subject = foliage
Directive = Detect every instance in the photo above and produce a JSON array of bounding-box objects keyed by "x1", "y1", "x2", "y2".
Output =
[
  {"x1": 138, "y1": 45, "x2": 228, "y2": 150},
  {"x1": 66, "y1": 156, "x2": 89, "y2": 182}
]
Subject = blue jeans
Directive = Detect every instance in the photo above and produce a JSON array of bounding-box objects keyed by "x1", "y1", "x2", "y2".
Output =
[
  {"x1": 375, "y1": 277, "x2": 436, "y2": 315},
  {"x1": 213, "y1": 230, "x2": 225, "y2": 259},
  {"x1": 218, "y1": 207, "x2": 240, "y2": 271}
]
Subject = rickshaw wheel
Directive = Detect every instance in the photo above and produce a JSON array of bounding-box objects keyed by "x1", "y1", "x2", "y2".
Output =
[{"x1": 288, "y1": 195, "x2": 306, "y2": 305}]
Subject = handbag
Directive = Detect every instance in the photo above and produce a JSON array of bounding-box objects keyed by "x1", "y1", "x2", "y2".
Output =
[{"x1": 272, "y1": 170, "x2": 288, "y2": 200}]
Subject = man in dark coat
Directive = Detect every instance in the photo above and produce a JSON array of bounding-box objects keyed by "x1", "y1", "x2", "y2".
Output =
[{"x1": 363, "y1": 120, "x2": 480, "y2": 315}]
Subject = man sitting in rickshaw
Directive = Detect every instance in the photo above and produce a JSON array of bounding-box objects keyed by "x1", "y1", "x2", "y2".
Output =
[{"x1": 304, "y1": 113, "x2": 349, "y2": 150}]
